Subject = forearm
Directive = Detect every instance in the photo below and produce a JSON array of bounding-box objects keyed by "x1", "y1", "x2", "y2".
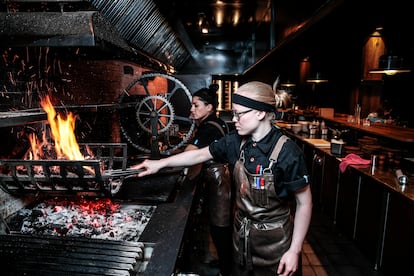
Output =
[
  {"x1": 289, "y1": 187, "x2": 312, "y2": 254},
  {"x1": 164, "y1": 147, "x2": 211, "y2": 167},
  {"x1": 133, "y1": 146, "x2": 212, "y2": 177}
]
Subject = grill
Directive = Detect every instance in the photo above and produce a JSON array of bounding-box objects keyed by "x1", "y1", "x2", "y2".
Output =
[
  {"x1": 0, "y1": 143, "x2": 130, "y2": 196},
  {"x1": 1, "y1": 234, "x2": 154, "y2": 276},
  {"x1": 0, "y1": 142, "x2": 184, "y2": 275}
]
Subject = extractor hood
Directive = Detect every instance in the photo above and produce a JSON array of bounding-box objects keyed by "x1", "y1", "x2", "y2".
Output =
[
  {"x1": 0, "y1": 11, "x2": 130, "y2": 49},
  {"x1": 0, "y1": 0, "x2": 192, "y2": 72}
]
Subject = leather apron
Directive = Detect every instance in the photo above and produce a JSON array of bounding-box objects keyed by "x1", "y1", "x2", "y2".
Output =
[
  {"x1": 203, "y1": 161, "x2": 232, "y2": 227},
  {"x1": 232, "y1": 146, "x2": 293, "y2": 271}
]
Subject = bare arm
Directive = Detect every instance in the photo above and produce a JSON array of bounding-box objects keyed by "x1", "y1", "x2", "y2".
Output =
[
  {"x1": 183, "y1": 144, "x2": 202, "y2": 180},
  {"x1": 131, "y1": 146, "x2": 213, "y2": 177},
  {"x1": 291, "y1": 185, "x2": 312, "y2": 253},
  {"x1": 278, "y1": 185, "x2": 313, "y2": 275}
]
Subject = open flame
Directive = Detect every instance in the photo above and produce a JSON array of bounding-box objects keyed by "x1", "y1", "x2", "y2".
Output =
[{"x1": 27, "y1": 95, "x2": 84, "y2": 161}]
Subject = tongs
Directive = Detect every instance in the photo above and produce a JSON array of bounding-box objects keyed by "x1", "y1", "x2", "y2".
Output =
[
  {"x1": 102, "y1": 168, "x2": 145, "y2": 195},
  {"x1": 102, "y1": 168, "x2": 145, "y2": 178}
]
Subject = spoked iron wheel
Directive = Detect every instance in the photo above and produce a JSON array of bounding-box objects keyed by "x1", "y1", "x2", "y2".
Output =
[{"x1": 118, "y1": 72, "x2": 195, "y2": 158}]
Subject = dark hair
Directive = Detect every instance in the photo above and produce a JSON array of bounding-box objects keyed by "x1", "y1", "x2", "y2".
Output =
[{"x1": 193, "y1": 84, "x2": 219, "y2": 109}]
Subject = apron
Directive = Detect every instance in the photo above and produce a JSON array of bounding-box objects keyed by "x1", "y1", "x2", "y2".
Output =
[
  {"x1": 203, "y1": 161, "x2": 232, "y2": 227},
  {"x1": 232, "y1": 135, "x2": 293, "y2": 271},
  {"x1": 203, "y1": 120, "x2": 232, "y2": 227}
]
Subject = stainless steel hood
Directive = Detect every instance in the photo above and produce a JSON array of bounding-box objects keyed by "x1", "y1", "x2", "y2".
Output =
[
  {"x1": 90, "y1": 0, "x2": 191, "y2": 70},
  {"x1": 0, "y1": 0, "x2": 191, "y2": 71},
  {"x1": 0, "y1": 11, "x2": 130, "y2": 48}
]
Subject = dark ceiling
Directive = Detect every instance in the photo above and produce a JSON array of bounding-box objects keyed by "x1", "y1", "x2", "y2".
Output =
[
  {"x1": 3, "y1": 0, "x2": 411, "y2": 76},
  {"x1": 154, "y1": 0, "x2": 329, "y2": 75},
  {"x1": 0, "y1": 0, "x2": 332, "y2": 75}
]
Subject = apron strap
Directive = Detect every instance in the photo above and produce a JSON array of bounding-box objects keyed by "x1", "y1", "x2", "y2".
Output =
[
  {"x1": 264, "y1": 135, "x2": 289, "y2": 174},
  {"x1": 238, "y1": 217, "x2": 253, "y2": 270}
]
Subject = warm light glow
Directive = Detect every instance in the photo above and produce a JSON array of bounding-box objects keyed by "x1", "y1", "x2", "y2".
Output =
[
  {"x1": 306, "y1": 79, "x2": 329, "y2": 83},
  {"x1": 233, "y1": 9, "x2": 241, "y2": 26},
  {"x1": 214, "y1": 2, "x2": 224, "y2": 26},
  {"x1": 306, "y1": 72, "x2": 328, "y2": 83},
  {"x1": 369, "y1": 68, "x2": 411, "y2": 75}
]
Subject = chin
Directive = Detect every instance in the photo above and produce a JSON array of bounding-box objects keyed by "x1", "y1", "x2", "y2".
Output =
[{"x1": 236, "y1": 128, "x2": 246, "y2": 135}]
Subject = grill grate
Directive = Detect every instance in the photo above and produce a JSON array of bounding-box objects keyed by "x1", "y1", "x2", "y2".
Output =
[
  {"x1": 0, "y1": 143, "x2": 128, "y2": 196},
  {"x1": 0, "y1": 233, "x2": 153, "y2": 275}
]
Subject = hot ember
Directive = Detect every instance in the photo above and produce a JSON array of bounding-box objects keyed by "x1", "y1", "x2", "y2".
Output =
[{"x1": 10, "y1": 197, "x2": 155, "y2": 242}]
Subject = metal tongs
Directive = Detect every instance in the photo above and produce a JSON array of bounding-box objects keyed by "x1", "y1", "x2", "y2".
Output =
[
  {"x1": 102, "y1": 168, "x2": 145, "y2": 179},
  {"x1": 102, "y1": 168, "x2": 146, "y2": 195}
]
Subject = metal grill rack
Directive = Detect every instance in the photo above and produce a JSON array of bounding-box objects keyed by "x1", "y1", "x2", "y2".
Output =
[{"x1": 0, "y1": 143, "x2": 129, "y2": 196}]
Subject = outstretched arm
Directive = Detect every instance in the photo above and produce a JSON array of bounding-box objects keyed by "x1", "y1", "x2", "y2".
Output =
[{"x1": 131, "y1": 146, "x2": 213, "y2": 177}]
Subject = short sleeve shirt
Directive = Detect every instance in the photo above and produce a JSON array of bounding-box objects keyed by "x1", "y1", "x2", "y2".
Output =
[
  {"x1": 190, "y1": 114, "x2": 228, "y2": 149},
  {"x1": 209, "y1": 126, "x2": 309, "y2": 200}
]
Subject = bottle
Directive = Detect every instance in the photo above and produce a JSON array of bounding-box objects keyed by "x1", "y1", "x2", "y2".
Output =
[
  {"x1": 354, "y1": 104, "x2": 361, "y2": 125},
  {"x1": 395, "y1": 169, "x2": 408, "y2": 185}
]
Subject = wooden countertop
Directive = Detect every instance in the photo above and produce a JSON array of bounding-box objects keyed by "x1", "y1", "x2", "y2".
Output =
[{"x1": 320, "y1": 116, "x2": 414, "y2": 143}]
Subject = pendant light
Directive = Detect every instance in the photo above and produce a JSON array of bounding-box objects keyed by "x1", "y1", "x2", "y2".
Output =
[
  {"x1": 369, "y1": 54, "x2": 411, "y2": 75},
  {"x1": 306, "y1": 72, "x2": 328, "y2": 83},
  {"x1": 280, "y1": 79, "x2": 297, "y2": 88}
]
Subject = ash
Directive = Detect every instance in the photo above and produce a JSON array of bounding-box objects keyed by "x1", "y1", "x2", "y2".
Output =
[{"x1": 16, "y1": 198, "x2": 156, "y2": 242}]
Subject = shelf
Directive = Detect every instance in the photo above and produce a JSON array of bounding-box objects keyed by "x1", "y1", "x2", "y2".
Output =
[
  {"x1": 0, "y1": 110, "x2": 46, "y2": 127},
  {"x1": 320, "y1": 116, "x2": 414, "y2": 143}
]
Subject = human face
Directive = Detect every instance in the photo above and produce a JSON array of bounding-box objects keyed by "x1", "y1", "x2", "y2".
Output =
[
  {"x1": 190, "y1": 96, "x2": 212, "y2": 121},
  {"x1": 232, "y1": 109, "x2": 253, "y2": 120},
  {"x1": 232, "y1": 103, "x2": 259, "y2": 136}
]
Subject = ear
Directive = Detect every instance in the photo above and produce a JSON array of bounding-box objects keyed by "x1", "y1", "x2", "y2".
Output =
[
  {"x1": 206, "y1": 103, "x2": 214, "y2": 112},
  {"x1": 256, "y1": 110, "x2": 267, "y2": 120}
]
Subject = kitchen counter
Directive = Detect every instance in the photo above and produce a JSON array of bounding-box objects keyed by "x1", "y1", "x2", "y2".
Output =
[
  {"x1": 283, "y1": 128, "x2": 414, "y2": 202},
  {"x1": 283, "y1": 127, "x2": 414, "y2": 274},
  {"x1": 137, "y1": 176, "x2": 197, "y2": 275}
]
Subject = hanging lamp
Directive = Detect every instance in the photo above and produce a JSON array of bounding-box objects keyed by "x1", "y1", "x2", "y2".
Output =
[
  {"x1": 306, "y1": 72, "x2": 328, "y2": 83},
  {"x1": 280, "y1": 79, "x2": 297, "y2": 88},
  {"x1": 369, "y1": 54, "x2": 411, "y2": 75}
]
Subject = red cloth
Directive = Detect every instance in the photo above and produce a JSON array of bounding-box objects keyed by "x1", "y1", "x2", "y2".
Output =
[{"x1": 339, "y1": 153, "x2": 371, "y2": 173}]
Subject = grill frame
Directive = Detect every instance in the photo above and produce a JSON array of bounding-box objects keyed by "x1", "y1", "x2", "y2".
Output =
[{"x1": 0, "y1": 143, "x2": 128, "y2": 196}]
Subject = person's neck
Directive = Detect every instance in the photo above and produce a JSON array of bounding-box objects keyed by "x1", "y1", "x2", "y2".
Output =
[
  {"x1": 252, "y1": 124, "x2": 272, "y2": 142},
  {"x1": 200, "y1": 112, "x2": 214, "y2": 123}
]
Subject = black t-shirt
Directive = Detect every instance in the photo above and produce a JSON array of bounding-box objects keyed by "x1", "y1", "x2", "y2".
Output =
[
  {"x1": 209, "y1": 126, "x2": 309, "y2": 199},
  {"x1": 190, "y1": 114, "x2": 228, "y2": 148}
]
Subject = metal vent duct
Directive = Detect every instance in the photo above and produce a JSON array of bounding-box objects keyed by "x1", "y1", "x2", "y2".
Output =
[{"x1": 90, "y1": 0, "x2": 190, "y2": 70}]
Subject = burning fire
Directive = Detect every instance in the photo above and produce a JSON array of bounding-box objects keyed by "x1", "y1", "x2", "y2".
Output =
[{"x1": 27, "y1": 95, "x2": 85, "y2": 161}]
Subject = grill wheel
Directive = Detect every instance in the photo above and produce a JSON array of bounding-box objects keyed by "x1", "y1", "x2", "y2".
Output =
[{"x1": 118, "y1": 73, "x2": 195, "y2": 158}]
